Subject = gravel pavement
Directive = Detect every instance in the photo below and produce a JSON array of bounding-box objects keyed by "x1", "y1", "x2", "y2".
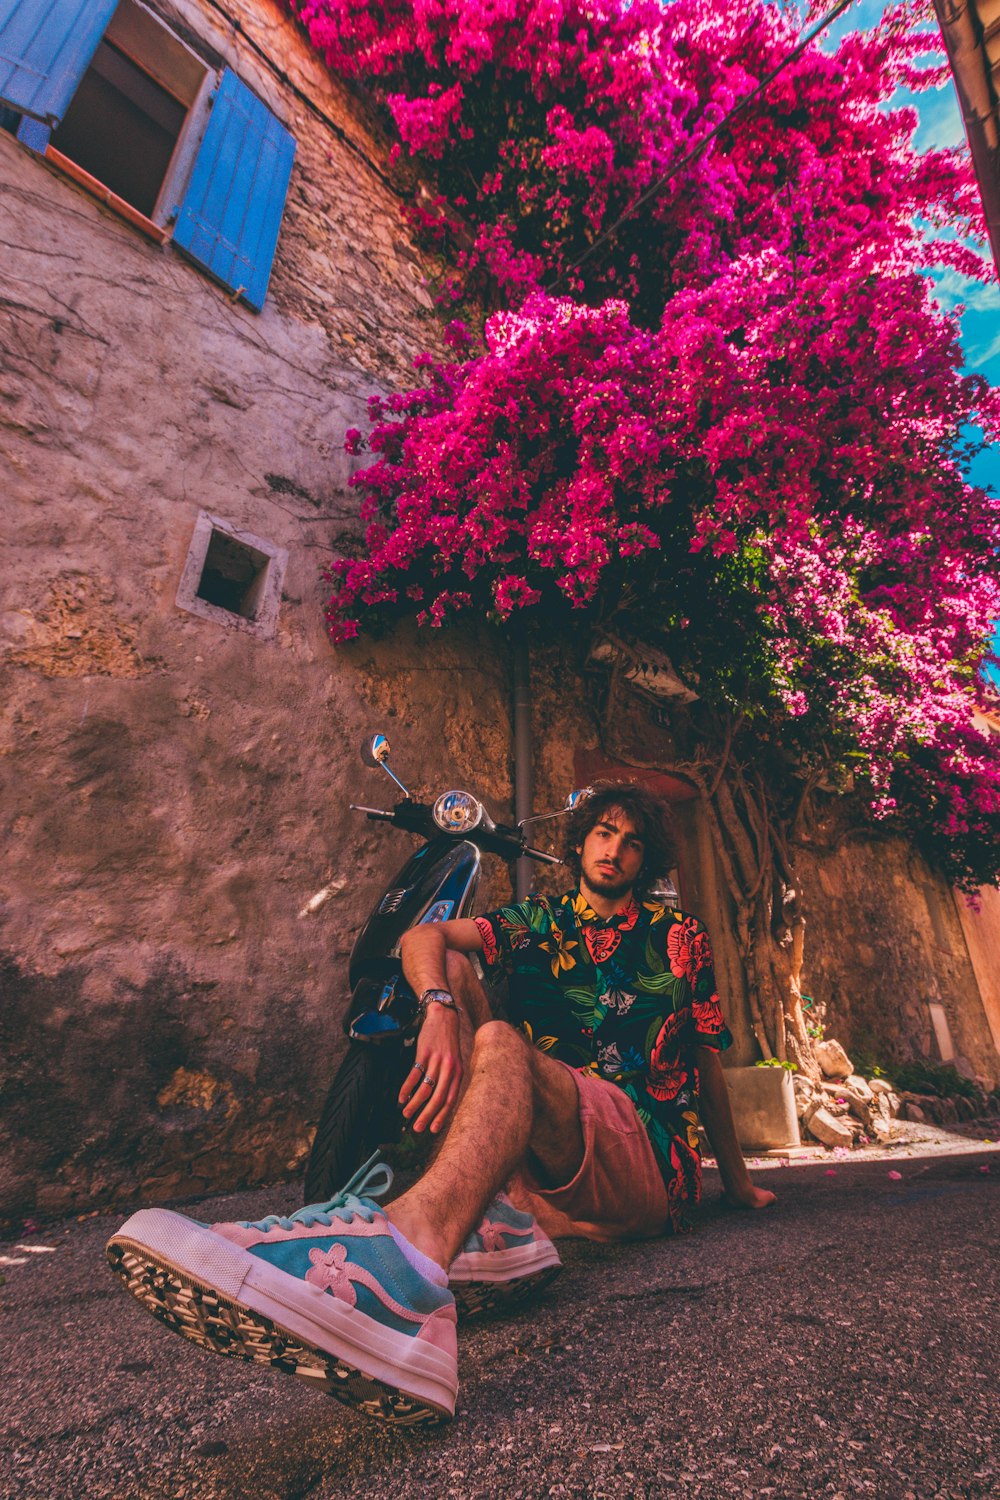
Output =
[{"x1": 2, "y1": 1126, "x2": 999, "y2": 1500}]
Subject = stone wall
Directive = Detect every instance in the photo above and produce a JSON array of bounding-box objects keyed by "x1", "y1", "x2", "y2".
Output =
[
  {"x1": 0, "y1": 0, "x2": 514, "y2": 1227},
  {"x1": 795, "y1": 836, "x2": 999, "y2": 1090}
]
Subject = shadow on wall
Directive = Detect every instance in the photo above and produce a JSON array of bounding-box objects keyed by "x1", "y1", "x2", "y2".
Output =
[{"x1": 0, "y1": 951, "x2": 322, "y2": 1231}]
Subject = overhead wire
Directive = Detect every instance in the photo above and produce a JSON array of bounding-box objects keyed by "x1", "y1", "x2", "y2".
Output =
[
  {"x1": 198, "y1": 0, "x2": 406, "y2": 196},
  {"x1": 546, "y1": 0, "x2": 858, "y2": 292}
]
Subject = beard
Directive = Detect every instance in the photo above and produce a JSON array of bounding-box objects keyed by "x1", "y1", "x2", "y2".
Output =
[{"x1": 581, "y1": 861, "x2": 636, "y2": 902}]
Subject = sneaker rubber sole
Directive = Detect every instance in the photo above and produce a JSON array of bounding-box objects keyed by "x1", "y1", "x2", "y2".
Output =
[
  {"x1": 450, "y1": 1235, "x2": 563, "y2": 1318},
  {"x1": 107, "y1": 1210, "x2": 457, "y2": 1427},
  {"x1": 452, "y1": 1261, "x2": 562, "y2": 1318}
]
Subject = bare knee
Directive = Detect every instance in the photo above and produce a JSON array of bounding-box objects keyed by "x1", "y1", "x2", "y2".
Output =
[
  {"x1": 445, "y1": 949, "x2": 493, "y2": 1027},
  {"x1": 471, "y1": 1019, "x2": 528, "y2": 1064},
  {"x1": 444, "y1": 949, "x2": 476, "y2": 991}
]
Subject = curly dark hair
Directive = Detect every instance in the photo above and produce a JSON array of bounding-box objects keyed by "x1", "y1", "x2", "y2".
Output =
[{"x1": 562, "y1": 782, "x2": 677, "y2": 902}]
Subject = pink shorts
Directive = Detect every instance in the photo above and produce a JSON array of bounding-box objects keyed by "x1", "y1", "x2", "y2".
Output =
[{"x1": 508, "y1": 1062, "x2": 671, "y2": 1243}]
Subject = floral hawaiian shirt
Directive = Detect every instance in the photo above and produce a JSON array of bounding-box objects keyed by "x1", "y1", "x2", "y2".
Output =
[{"x1": 474, "y1": 890, "x2": 733, "y2": 1230}]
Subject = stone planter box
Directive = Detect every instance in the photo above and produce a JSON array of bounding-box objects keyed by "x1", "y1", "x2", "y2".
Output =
[{"x1": 723, "y1": 1065, "x2": 801, "y2": 1152}]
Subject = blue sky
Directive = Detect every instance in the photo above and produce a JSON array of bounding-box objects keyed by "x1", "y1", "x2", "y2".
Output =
[
  {"x1": 824, "y1": 0, "x2": 1000, "y2": 677},
  {"x1": 824, "y1": 0, "x2": 1000, "y2": 482}
]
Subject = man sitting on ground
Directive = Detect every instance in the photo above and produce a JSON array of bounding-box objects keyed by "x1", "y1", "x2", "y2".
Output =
[{"x1": 108, "y1": 783, "x2": 774, "y2": 1428}]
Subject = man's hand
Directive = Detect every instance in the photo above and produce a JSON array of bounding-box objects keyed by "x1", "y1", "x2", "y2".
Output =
[
  {"x1": 722, "y1": 1182, "x2": 777, "y2": 1211},
  {"x1": 695, "y1": 1047, "x2": 778, "y2": 1213},
  {"x1": 398, "y1": 1003, "x2": 463, "y2": 1135}
]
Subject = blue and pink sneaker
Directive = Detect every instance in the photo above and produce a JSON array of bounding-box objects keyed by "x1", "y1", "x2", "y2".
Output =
[
  {"x1": 106, "y1": 1158, "x2": 457, "y2": 1426},
  {"x1": 449, "y1": 1191, "x2": 562, "y2": 1317}
]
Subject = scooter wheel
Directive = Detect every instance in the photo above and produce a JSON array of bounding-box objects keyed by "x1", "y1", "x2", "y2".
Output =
[{"x1": 303, "y1": 1046, "x2": 385, "y2": 1204}]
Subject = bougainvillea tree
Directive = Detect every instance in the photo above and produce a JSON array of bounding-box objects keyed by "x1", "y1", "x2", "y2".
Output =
[{"x1": 291, "y1": 0, "x2": 1000, "y2": 1067}]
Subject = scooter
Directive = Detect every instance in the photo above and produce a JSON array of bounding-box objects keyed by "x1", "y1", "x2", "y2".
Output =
[{"x1": 303, "y1": 734, "x2": 577, "y2": 1203}]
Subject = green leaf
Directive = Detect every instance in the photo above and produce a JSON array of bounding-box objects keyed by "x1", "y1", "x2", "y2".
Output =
[
  {"x1": 635, "y1": 970, "x2": 678, "y2": 995},
  {"x1": 562, "y1": 985, "x2": 599, "y2": 1004}
]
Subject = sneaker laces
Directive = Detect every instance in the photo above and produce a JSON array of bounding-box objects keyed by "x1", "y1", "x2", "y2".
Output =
[{"x1": 239, "y1": 1153, "x2": 394, "y2": 1233}]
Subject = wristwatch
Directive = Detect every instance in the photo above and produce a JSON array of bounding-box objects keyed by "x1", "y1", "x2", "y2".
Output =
[{"x1": 418, "y1": 988, "x2": 460, "y2": 1015}]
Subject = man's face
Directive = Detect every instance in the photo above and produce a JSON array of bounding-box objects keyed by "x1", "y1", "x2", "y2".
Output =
[{"x1": 577, "y1": 808, "x2": 645, "y2": 903}]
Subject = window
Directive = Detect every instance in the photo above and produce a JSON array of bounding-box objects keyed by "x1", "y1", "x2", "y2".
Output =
[
  {"x1": 48, "y1": 1, "x2": 210, "y2": 227},
  {"x1": 196, "y1": 529, "x2": 272, "y2": 619},
  {"x1": 0, "y1": 0, "x2": 295, "y2": 309},
  {"x1": 176, "y1": 512, "x2": 288, "y2": 640}
]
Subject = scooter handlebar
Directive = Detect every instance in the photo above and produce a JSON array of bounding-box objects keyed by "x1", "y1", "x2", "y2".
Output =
[
  {"x1": 350, "y1": 802, "x2": 563, "y2": 864},
  {"x1": 523, "y1": 845, "x2": 564, "y2": 865}
]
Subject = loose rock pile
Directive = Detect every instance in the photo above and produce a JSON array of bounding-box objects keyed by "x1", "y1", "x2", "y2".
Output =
[
  {"x1": 794, "y1": 1063, "x2": 899, "y2": 1149},
  {"x1": 792, "y1": 1038, "x2": 1000, "y2": 1147}
]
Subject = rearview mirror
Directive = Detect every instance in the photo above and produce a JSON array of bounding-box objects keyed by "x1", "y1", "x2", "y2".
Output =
[{"x1": 361, "y1": 733, "x2": 391, "y2": 768}]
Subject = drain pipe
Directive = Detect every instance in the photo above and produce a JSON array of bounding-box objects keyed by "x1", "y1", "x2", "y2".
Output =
[
  {"x1": 512, "y1": 631, "x2": 533, "y2": 899},
  {"x1": 932, "y1": 0, "x2": 1000, "y2": 277}
]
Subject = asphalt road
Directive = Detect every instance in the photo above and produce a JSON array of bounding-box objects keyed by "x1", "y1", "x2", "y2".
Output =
[{"x1": 2, "y1": 1140, "x2": 999, "y2": 1500}]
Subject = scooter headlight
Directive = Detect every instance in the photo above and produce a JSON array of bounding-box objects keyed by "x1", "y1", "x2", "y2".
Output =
[{"x1": 432, "y1": 789, "x2": 484, "y2": 833}]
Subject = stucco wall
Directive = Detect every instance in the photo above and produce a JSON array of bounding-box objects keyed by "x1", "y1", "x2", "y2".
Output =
[{"x1": 0, "y1": 0, "x2": 516, "y2": 1226}]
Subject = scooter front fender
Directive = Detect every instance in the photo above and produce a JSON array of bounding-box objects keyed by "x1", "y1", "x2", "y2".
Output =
[{"x1": 347, "y1": 837, "x2": 482, "y2": 992}]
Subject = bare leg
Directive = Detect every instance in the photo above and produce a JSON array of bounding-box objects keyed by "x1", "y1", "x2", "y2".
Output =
[
  {"x1": 443, "y1": 948, "x2": 494, "y2": 1066},
  {"x1": 393, "y1": 952, "x2": 492, "y2": 1176},
  {"x1": 385, "y1": 1020, "x2": 585, "y2": 1269}
]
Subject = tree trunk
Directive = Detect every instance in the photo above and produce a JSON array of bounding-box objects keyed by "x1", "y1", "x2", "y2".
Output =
[
  {"x1": 585, "y1": 644, "x2": 821, "y2": 1077},
  {"x1": 705, "y1": 768, "x2": 820, "y2": 1080}
]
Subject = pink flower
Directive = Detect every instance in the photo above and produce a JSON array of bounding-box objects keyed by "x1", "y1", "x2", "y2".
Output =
[
  {"x1": 667, "y1": 917, "x2": 713, "y2": 984},
  {"x1": 647, "y1": 1009, "x2": 689, "y2": 1102},
  {"x1": 294, "y1": 0, "x2": 1000, "y2": 891},
  {"x1": 692, "y1": 996, "x2": 726, "y2": 1036}
]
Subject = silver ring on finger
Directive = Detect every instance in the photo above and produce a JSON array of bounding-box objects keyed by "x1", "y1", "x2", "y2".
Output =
[
  {"x1": 423, "y1": 1077, "x2": 437, "y2": 1089},
  {"x1": 413, "y1": 1062, "x2": 426, "y2": 1076}
]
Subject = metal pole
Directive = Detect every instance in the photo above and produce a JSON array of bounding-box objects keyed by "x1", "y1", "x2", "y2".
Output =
[{"x1": 512, "y1": 630, "x2": 533, "y2": 899}]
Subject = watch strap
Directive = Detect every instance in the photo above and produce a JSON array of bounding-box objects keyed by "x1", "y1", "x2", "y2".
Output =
[{"x1": 418, "y1": 987, "x2": 460, "y2": 1014}]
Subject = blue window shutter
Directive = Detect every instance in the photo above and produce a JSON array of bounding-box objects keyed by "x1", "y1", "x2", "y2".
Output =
[
  {"x1": 0, "y1": 0, "x2": 118, "y2": 125},
  {"x1": 16, "y1": 112, "x2": 50, "y2": 151},
  {"x1": 173, "y1": 69, "x2": 295, "y2": 313}
]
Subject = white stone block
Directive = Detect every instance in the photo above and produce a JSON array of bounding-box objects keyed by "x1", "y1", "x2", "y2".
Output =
[
  {"x1": 815, "y1": 1038, "x2": 854, "y2": 1078},
  {"x1": 723, "y1": 1066, "x2": 802, "y2": 1152},
  {"x1": 806, "y1": 1105, "x2": 856, "y2": 1148}
]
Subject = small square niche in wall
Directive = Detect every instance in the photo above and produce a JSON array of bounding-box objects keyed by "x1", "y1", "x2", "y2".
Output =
[{"x1": 176, "y1": 512, "x2": 288, "y2": 639}]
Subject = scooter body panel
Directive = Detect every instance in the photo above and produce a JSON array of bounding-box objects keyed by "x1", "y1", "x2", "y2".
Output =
[{"x1": 345, "y1": 839, "x2": 482, "y2": 1034}]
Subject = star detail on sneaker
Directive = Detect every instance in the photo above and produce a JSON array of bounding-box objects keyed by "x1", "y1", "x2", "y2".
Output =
[
  {"x1": 306, "y1": 1243, "x2": 357, "y2": 1302},
  {"x1": 478, "y1": 1218, "x2": 528, "y2": 1252}
]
